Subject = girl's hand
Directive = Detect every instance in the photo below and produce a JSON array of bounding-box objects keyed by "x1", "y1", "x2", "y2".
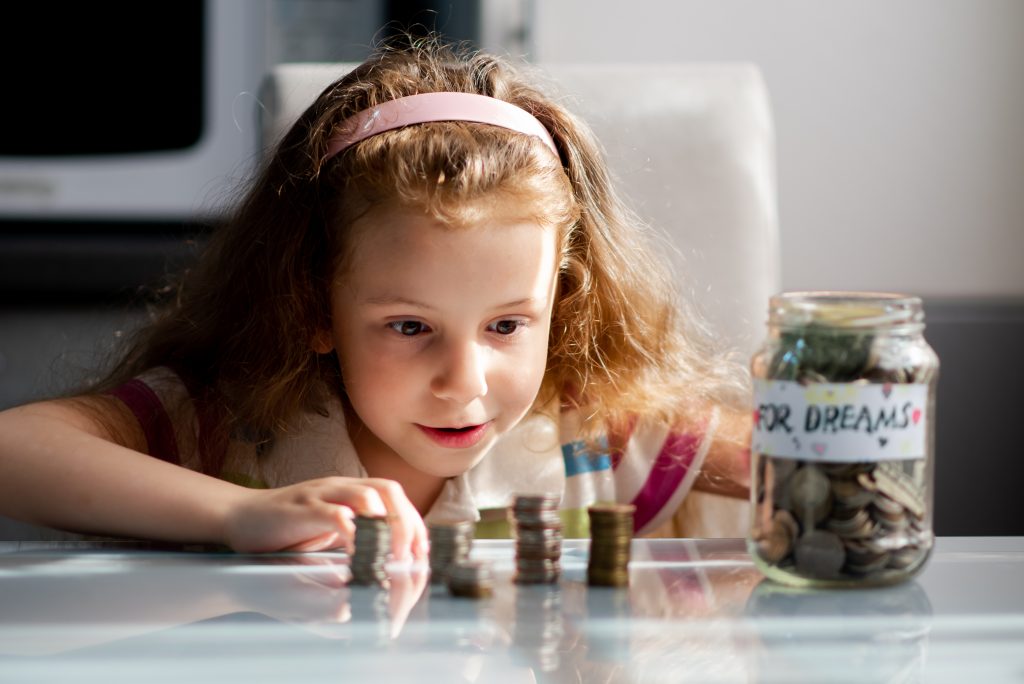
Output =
[{"x1": 222, "y1": 477, "x2": 428, "y2": 561}]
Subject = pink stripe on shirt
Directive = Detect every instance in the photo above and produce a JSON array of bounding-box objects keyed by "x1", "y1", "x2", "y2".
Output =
[
  {"x1": 109, "y1": 379, "x2": 180, "y2": 465},
  {"x1": 629, "y1": 431, "x2": 700, "y2": 532}
]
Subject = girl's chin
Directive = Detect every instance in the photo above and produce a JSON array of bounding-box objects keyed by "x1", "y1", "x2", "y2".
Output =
[{"x1": 405, "y1": 440, "x2": 496, "y2": 479}]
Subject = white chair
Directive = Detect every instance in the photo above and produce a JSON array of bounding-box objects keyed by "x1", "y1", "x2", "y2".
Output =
[
  {"x1": 260, "y1": 62, "x2": 780, "y2": 358},
  {"x1": 259, "y1": 62, "x2": 780, "y2": 538}
]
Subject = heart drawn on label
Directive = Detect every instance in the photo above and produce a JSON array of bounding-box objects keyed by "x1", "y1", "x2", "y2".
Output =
[
  {"x1": 882, "y1": 383, "x2": 893, "y2": 398},
  {"x1": 912, "y1": 408, "x2": 922, "y2": 425},
  {"x1": 753, "y1": 409, "x2": 761, "y2": 426},
  {"x1": 812, "y1": 443, "x2": 828, "y2": 457},
  {"x1": 879, "y1": 436, "x2": 889, "y2": 447}
]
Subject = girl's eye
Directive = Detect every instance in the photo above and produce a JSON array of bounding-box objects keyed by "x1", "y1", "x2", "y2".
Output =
[
  {"x1": 389, "y1": 320, "x2": 428, "y2": 336},
  {"x1": 490, "y1": 319, "x2": 523, "y2": 335}
]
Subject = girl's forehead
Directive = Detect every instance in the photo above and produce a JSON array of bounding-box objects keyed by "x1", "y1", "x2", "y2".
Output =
[
  {"x1": 347, "y1": 201, "x2": 554, "y2": 255},
  {"x1": 339, "y1": 205, "x2": 560, "y2": 301}
]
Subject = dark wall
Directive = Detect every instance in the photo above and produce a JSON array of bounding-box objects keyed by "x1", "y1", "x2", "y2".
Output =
[{"x1": 926, "y1": 299, "x2": 1024, "y2": 535}]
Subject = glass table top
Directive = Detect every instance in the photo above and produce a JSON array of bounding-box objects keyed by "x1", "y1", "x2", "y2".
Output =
[{"x1": 1, "y1": 537, "x2": 1022, "y2": 683}]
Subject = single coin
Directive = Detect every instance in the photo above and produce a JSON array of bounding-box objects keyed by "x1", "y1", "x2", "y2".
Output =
[
  {"x1": 788, "y1": 465, "x2": 833, "y2": 525},
  {"x1": 773, "y1": 509, "x2": 800, "y2": 541},
  {"x1": 831, "y1": 478, "x2": 876, "y2": 509},
  {"x1": 794, "y1": 530, "x2": 846, "y2": 579},
  {"x1": 757, "y1": 529, "x2": 794, "y2": 564},
  {"x1": 826, "y1": 507, "x2": 875, "y2": 539},
  {"x1": 872, "y1": 463, "x2": 926, "y2": 518}
]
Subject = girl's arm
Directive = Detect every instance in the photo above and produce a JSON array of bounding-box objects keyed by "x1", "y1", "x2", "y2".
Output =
[
  {"x1": 0, "y1": 398, "x2": 427, "y2": 558},
  {"x1": 691, "y1": 404, "x2": 752, "y2": 500}
]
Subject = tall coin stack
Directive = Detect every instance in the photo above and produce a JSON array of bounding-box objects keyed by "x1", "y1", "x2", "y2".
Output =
[
  {"x1": 510, "y1": 493, "x2": 562, "y2": 584},
  {"x1": 587, "y1": 503, "x2": 635, "y2": 587},
  {"x1": 349, "y1": 514, "x2": 391, "y2": 586},
  {"x1": 428, "y1": 520, "x2": 475, "y2": 585}
]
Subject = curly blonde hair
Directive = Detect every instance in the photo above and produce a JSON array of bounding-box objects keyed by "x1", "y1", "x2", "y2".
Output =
[{"x1": 90, "y1": 37, "x2": 747, "y2": 472}]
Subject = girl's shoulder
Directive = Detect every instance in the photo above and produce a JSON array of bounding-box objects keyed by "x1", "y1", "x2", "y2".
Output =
[
  {"x1": 105, "y1": 365, "x2": 199, "y2": 469},
  {"x1": 119, "y1": 365, "x2": 189, "y2": 395}
]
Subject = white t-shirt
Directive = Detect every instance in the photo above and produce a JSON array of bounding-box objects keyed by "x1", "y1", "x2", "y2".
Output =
[{"x1": 109, "y1": 367, "x2": 719, "y2": 538}]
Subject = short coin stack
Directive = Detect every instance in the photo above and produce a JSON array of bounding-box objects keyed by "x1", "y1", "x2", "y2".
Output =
[
  {"x1": 445, "y1": 560, "x2": 495, "y2": 598},
  {"x1": 510, "y1": 493, "x2": 562, "y2": 584},
  {"x1": 428, "y1": 520, "x2": 475, "y2": 585},
  {"x1": 349, "y1": 514, "x2": 391, "y2": 586},
  {"x1": 587, "y1": 503, "x2": 635, "y2": 587}
]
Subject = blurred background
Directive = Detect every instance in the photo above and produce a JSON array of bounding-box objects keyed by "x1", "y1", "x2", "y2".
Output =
[{"x1": 1, "y1": 0, "x2": 1021, "y2": 535}]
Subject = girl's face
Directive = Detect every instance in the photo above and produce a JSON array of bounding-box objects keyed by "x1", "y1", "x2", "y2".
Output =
[{"x1": 324, "y1": 203, "x2": 560, "y2": 479}]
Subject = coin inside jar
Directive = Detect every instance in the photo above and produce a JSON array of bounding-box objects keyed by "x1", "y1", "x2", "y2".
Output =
[
  {"x1": 756, "y1": 512, "x2": 795, "y2": 564},
  {"x1": 831, "y1": 476, "x2": 875, "y2": 509},
  {"x1": 794, "y1": 530, "x2": 846, "y2": 579},
  {"x1": 787, "y1": 464, "x2": 833, "y2": 525}
]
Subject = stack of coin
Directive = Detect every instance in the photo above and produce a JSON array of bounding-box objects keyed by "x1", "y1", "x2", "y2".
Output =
[
  {"x1": 428, "y1": 520, "x2": 475, "y2": 585},
  {"x1": 349, "y1": 514, "x2": 391, "y2": 586},
  {"x1": 445, "y1": 559, "x2": 495, "y2": 599},
  {"x1": 586, "y1": 503, "x2": 635, "y2": 587},
  {"x1": 509, "y1": 493, "x2": 562, "y2": 584}
]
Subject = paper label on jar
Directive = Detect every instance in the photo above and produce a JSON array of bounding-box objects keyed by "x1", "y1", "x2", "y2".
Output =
[{"x1": 752, "y1": 379, "x2": 928, "y2": 462}]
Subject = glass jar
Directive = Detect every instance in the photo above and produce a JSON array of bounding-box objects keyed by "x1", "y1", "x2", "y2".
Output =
[{"x1": 747, "y1": 291, "x2": 939, "y2": 587}]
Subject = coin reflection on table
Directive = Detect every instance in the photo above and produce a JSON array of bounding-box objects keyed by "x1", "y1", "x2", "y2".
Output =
[
  {"x1": 511, "y1": 584, "x2": 566, "y2": 673},
  {"x1": 745, "y1": 578, "x2": 934, "y2": 683}
]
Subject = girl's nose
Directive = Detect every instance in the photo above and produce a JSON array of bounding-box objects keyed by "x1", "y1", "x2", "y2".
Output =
[{"x1": 431, "y1": 340, "x2": 488, "y2": 403}]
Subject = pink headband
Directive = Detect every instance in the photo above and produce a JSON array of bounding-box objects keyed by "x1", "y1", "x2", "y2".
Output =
[{"x1": 325, "y1": 92, "x2": 559, "y2": 159}]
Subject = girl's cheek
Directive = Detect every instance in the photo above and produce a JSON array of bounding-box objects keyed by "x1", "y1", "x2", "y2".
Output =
[{"x1": 507, "y1": 357, "x2": 547, "y2": 400}]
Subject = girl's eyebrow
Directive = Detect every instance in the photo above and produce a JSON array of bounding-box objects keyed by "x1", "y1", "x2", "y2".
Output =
[
  {"x1": 362, "y1": 295, "x2": 541, "y2": 311},
  {"x1": 489, "y1": 297, "x2": 543, "y2": 312},
  {"x1": 362, "y1": 295, "x2": 435, "y2": 309}
]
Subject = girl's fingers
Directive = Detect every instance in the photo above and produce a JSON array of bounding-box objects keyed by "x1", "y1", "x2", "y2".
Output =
[
  {"x1": 320, "y1": 481, "x2": 388, "y2": 516},
  {"x1": 316, "y1": 478, "x2": 424, "y2": 561},
  {"x1": 363, "y1": 478, "x2": 428, "y2": 563},
  {"x1": 283, "y1": 530, "x2": 342, "y2": 553}
]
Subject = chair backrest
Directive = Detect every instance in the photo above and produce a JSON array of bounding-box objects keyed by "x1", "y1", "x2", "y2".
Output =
[
  {"x1": 259, "y1": 62, "x2": 780, "y2": 539},
  {"x1": 259, "y1": 61, "x2": 781, "y2": 357}
]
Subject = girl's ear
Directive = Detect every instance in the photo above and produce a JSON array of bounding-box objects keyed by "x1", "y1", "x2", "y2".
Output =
[{"x1": 311, "y1": 329, "x2": 334, "y2": 355}]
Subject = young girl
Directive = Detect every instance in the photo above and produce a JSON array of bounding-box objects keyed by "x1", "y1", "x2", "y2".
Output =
[{"x1": 0, "y1": 38, "x2": 751, "y2": 559}]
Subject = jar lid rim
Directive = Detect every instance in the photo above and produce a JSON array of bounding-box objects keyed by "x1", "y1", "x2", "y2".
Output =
[
  {"x1": 768, "y1": 291, "x2": 924, "y2": 329},
  {"x1": 770, "y1": 290, "x2": 922, "y2": 305}
]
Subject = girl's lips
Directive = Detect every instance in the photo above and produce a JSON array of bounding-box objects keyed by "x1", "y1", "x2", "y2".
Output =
[{"x1": 416, "y1": 422, "x2": 491, "y2": 449}]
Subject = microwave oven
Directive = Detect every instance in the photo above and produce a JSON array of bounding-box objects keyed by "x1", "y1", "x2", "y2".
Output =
[{"x1": 0, "y1": 0, "x2": 268, "y2": 223}]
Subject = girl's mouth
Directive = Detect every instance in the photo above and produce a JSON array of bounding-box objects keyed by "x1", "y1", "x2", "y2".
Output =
[{"x1": 416, "y1": 422, "x2": 491, "y2": 449}]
